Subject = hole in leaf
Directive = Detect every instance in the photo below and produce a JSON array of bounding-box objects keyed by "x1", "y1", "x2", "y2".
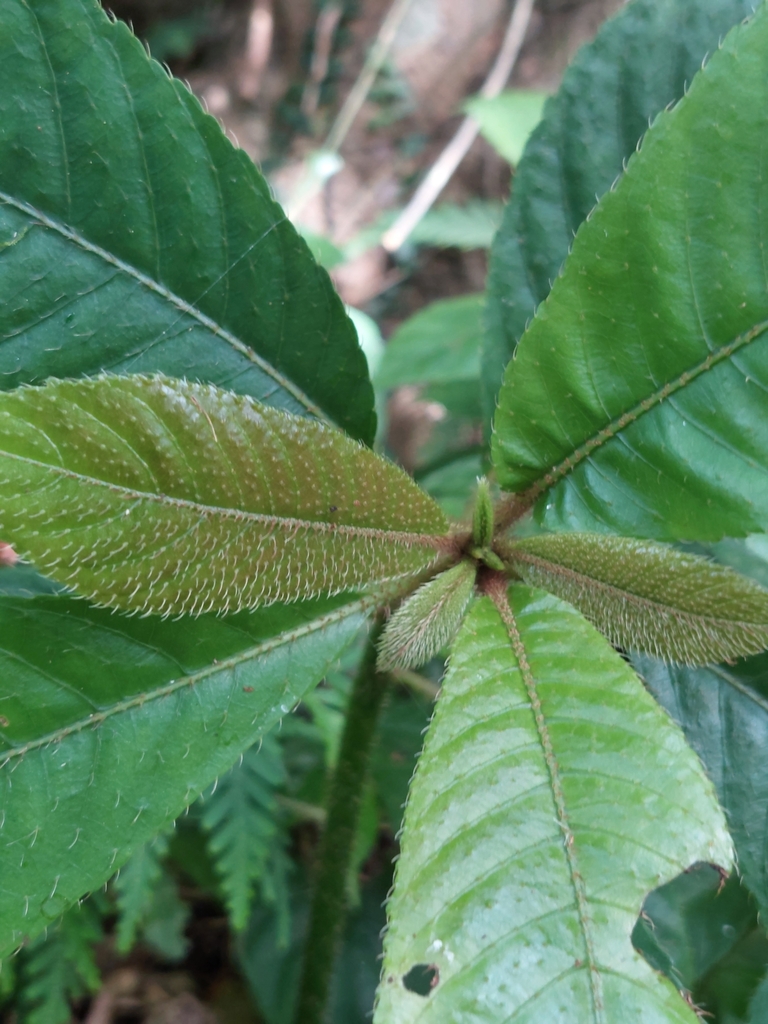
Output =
[{"x1": 402, "y1": 963, "x2": 439, "y2": 996}]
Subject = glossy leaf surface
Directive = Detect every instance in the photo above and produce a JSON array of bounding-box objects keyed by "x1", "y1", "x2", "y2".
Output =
[
  {"x1": 376, "y1": 587, "x2": 732, "y2": 1024},
  {"x1": 636, "y1": 651, "x2": 768, "y2": 922},
  {"x1": 493, "y1": 5, "x2": 768, "y2": 541},
  {"x1": 483, "y1": 0, "x2": 753, "y2": 419},
  {"x1": 0, "y1": 375, "x2": 447, "y2": 615},
  {"x1": 509, "y1": 533, "x2": 768, "y2": 664},
  {"x1": 0, "y1": 0, "x2": 374, "y2": 443},
  {"x1": 0, "y1": 590, "x2": 371, "y2": 956}
]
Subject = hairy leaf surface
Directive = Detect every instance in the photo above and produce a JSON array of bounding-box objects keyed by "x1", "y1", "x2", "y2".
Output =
[
  {"x1": 376, "y1": 587, "x2": 732, "y2": 1024},
  {"x1": 509, "y1": 533, "x2": 768, "y2": 663},
  {"x1": 493, "y1": 6, "x2": 768, "y2": 541},
  {"x1": 635, "y1": 651, "x2": 768, "y2": 922},
  {"x1": 483, "y1": 0, "x2": 753, "y2": 419},
  {"x1": 0, "y1": 591, "x2": 370, "y2": 956},
  {"x1": 0, "y1": 0, "x2": 374, "y2": 443},
  {"x1": 0, "y1": 375, "x2": 446, "y2": 615},
  {"x1": 376, "y1": 561, "x2": 476, "y2": 672}
]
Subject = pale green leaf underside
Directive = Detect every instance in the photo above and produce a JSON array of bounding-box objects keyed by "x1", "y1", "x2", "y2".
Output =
[
  {"x1": 492, "y1": 6, "x2": 768, "y2": 541},
  {"x1": 0, "y1": 375, "x2": 447, "y2": 615},
  {"x1": 376, "y1": 587, "x2": 732, "y2": 1024},
  {"x1": 0, "y1": 0, "x2": 374, "y2": 442},
  {"x1": 0, "y1": 590, "x2": 370, "y2": 957},
  {"x1": 510, "y1": 533, "x2": 768, "y2": 664}
]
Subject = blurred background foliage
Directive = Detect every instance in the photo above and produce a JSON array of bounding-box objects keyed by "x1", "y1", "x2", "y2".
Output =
[{"x1": 4, "y1": 0, "x2": 768, "y2": 1021}]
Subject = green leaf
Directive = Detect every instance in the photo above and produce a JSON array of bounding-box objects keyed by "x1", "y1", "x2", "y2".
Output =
[
  {"x1": 483, "y1": 0, "x2": 754, "y2": 421},
  {"x1": 0, "y1": 375, "x2": 447, "y2": 615},
  {"x1": 18, "y1": 901, "x2": 102, "y2": 1024},
  {"x1": 508, "y1": 533, "x2": 768, "y2": 664},
  {"x1": 0, "y1": 590, "x2": 370, "y2": 956},
  {"x1": 114, "y1": 831, "x2": 170, "y2": 953},
  {"x1": 376, "y1": 561, "x2": 476, "y2": 672},
  {"x1": 376, "y1": 586, "x2": 732, "y2": 1024},
  {"x1": 492, "y1": 5, "x2": 768, "y2": 541},
  {"x1": 201, "y1": 733, "x2": 289, "y2": 931},
  {"x1": 464, "y1": 89, "x2": 547, "y2": 165},
  {"x1": 635, "y1": 651, "x2": 768, "y2": 923},
  {"x1": 138, "y1": 870, "x2": 191, "y2": 962},
  {"x1": 376, "y1": 295, "x2": 484, "y2": 391},
  {"x1": 0, "y1": 0, "x2": 374, "y2": 443},
  {"x1": 749, "y1": 974, "x2": 768, "y2": 1023},
  {"x1": 408, "y1": 201, "x2": 504, "y2": 251}
]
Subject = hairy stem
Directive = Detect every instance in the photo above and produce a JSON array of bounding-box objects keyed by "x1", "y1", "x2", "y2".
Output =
[{"x1": 294, "y1": 619, "x2": 391, "y2": 1024}]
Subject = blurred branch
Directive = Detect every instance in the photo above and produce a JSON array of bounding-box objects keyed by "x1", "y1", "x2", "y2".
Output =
[
  {"x1": 324, "y1": 0, "x2": 415, "y2": 154},
  {"x1": 301, "y1": 3, "x2": 344, "y2": 118},
  {"x1": 381, "y1": 0, "x2": 536, "y2": 253},
  {"x1": 238, "y1": 0, "x2": 274, "y2": 101}
]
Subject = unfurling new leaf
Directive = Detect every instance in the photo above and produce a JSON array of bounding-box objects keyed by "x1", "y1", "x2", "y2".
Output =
[
  {"x1": 0, "y1": 375, "x2": 450, "y2": 615},
  {"x1": 377, "y1": 561, "x2": 476, "y2": 671},
  {"x1": 507, "y1": 533, "x2": 768, "y2": 664}
]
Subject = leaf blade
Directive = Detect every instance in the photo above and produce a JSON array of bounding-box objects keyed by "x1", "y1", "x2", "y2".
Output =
[
  {"x1": 509, "y1": 533, "x2": 768, "y2": 664},
  {"x1": 376, "y1": 586, "x2": 732, "y2": 1023},
  {"x1": 0, "y1": 0, "x2": 374, "y2": 442},
  {"x1": 0, "y1": 590, "x2": 371, "y2": 956},
  {"x1": 0, "y1": 375, "x2": 447, "y2": 614},
  {"x1": 492, "y1": 7, "x2": 768, "y2": 540}
]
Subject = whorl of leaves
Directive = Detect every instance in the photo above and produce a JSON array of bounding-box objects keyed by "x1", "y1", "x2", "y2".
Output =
[
  {"x1": 507, "y1": 533, "x2": 768, "y2": 664},
  {"x1": 377, "y1": 560, "x2": 476, "y2": 671},
  {"x1": 0, "y1": 375, "x2": 449, "y2": 615}
]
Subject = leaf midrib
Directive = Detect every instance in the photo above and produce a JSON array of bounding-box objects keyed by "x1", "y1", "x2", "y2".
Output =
[
  {"x1": 0, "y1": 449, "x2": 445, "y2": 547},
  {"x1": 512, "y1": 550, "x2": 768, "y2": 629},
  {"x1": 0, "y1": 190, "x2": 323, "y2": 420},
  {"x1": 0, "y1": 593, "x2": 378, "y2": 762},
  {"x1": 511, "y1": 318, "x2": 768, "y2": 504}
]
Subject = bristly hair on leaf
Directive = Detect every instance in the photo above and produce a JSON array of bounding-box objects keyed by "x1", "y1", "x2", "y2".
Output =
[
  {"x1": 377, "y1": 561, "x2": 477, "y2": 672},
  {"x1": 506, "y1": 532, "x2": 768, "y2": 664}
]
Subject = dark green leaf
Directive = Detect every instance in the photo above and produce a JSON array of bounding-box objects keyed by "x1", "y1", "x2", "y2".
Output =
[
  {"x1": 483, "y1": 0, "x2": 753, "y2": 421},
  {"x1": 376, "y1": 586, "x2": 732, "y2": 1023},
  {"x1": 635, "y1": 650, "x2": 768, "y2": 923},
  {"x1": 0, "y1": 590, "x2": 371, "y2": 955},
  {"x1": 0, "y1": 375, "x2": 448, "y2": 615},
  {"x1": 508, "y1": 533, "x2": 768, "y2": 664},
  {"x1": 493, "y1": 6, "x2": 768, "y2": 541},
  {"x1": 0, "y1": 0, "x2": 374, "y2": 443}
]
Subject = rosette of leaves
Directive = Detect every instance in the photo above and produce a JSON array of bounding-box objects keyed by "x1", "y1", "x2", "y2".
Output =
[{"x1": 1, "y1": 0, "x2": 768, "y2": 1021}]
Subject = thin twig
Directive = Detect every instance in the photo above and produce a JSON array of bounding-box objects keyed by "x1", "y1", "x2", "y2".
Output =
[
  {"x1": 324, "y1": 0, "x2": 415, "y2": 154},
  {"x1": 381, "y1": 0, "x2": 536, "y2": 253},
  {"x1": 301, "y1": 3, "x2": 344, "y2": 118}
]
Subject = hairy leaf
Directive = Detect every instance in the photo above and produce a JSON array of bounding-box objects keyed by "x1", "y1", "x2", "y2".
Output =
[
  {"x1": 508, "y1": 533, "x2": 768, "y2": 664},
  {"x1": 0, "y1": 0, "x2": 374, "y2": 442},
  {"x1": 492, "y1": 6, "x2": 768, "y2": 541},
  {"x1": 0, "y1": 590, "x2": 370, "y2": 956},
  {"x1": 376, "y1": 562, "x2": 476, "y2": 672},
  {"x1": 483, "y1": 0, "x2": 753, "y2": 421},
  {"x1": 0, "y1": 375, "x2": 447, "y2": 615},
  {"x1": 376, "y1": 587, "x2": 732, "y2": 1024},
  {"x1": 201, "y1": 733, "x2": 289, "y2": 931},
  {"x1": 635, "y1": 651, "x2": 768, "y2": 922}
]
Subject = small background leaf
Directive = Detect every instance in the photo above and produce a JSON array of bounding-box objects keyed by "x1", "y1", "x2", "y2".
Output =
[{"x1": 464, "y1": 89, "x2": 548, "y2": 165}]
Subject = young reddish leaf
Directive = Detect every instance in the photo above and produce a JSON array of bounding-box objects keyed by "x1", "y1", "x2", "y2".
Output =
[
  {"x1": 508, "y1": 533, "x2": 768, "y2": 664},
  {"x1": 377, "y1": 561, "x2": 476, "y2": 672},
  {"x1": 0, "y1": 375, "x2": 449, "y2": 615}
]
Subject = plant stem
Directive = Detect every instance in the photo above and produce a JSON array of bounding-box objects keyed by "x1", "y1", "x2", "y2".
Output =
[{"x1": 294, "y1": 619, "x2": 391, "y2": 1024}]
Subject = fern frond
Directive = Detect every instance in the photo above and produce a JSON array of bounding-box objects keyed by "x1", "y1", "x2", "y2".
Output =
[
  {"x1": 113, "y1": 832, "x2": 170, "y2": 954},
  {"x1": 201, "y1": 733, "x2": 290, "y2": 932},
  {"x1": 18, "y1": 902, "x2": 102, "y2": 1024},
  {"x1": 509, "y1": 533, "x2": 768, "y2": 664}
]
